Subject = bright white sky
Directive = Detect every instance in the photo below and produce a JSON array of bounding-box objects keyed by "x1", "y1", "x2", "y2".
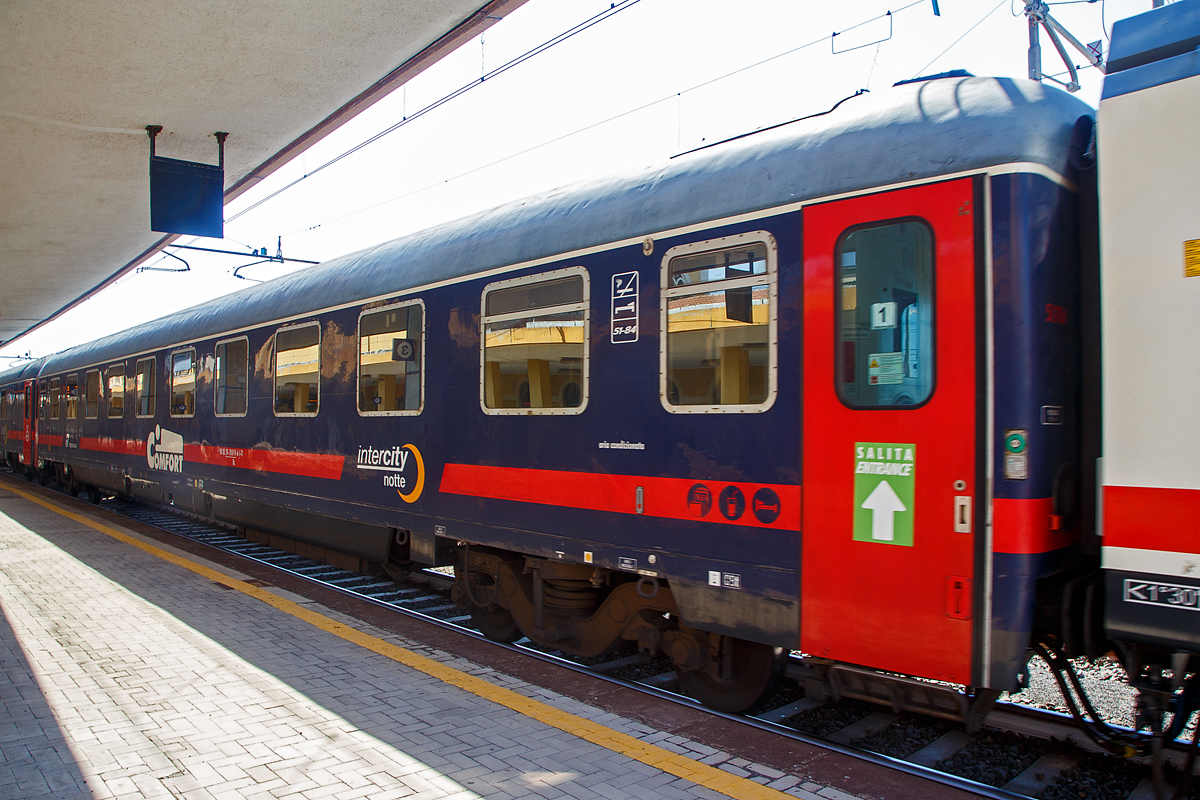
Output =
[{"x1": 0, "y1": 0, "x2": 1154, "y2": 364}]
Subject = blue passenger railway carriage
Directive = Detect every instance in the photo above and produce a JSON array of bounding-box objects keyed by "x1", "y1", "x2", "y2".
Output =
[{"x1": 0, "y1": 74, "x2": 1116, "y2": 721}]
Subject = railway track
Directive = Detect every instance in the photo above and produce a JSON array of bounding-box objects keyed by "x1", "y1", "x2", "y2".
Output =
[{"x1": 5, "y1": 470, "x2": 1195, "y2": 800}]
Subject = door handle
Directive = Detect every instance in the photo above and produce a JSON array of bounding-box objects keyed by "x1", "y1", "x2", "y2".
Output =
[{"x1": 954, "y1": 495, "x2": 972, "y2": 533}]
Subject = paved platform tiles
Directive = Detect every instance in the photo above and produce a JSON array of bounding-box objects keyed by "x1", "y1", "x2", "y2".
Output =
[{"x1": 0, "y1": 478, "x2": 933, "y2": 800}]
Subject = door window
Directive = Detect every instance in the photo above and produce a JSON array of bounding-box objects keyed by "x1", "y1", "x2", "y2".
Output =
[{"x1": 836, "y1": 220, "x2": 935, "y2": 407}]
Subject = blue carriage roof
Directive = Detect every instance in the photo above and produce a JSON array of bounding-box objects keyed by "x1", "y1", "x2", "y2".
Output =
[
  {"x1": 44, "y1": 75, "x2": 1091, "y2": 375},
  {"x1": 0, "y1": 359, "x2": 47, "y2": 387}
]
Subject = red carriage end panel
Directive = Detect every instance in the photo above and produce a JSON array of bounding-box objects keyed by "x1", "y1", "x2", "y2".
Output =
[{"x1": 801, "y1": 178, "x2": 978, "y2": 683}]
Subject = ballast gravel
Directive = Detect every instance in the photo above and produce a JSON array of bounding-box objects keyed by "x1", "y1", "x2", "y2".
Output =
[
  {"x1": 935, "y1": 730, "x2": 1048, "y2": 787},
  {"x1": 853, "y1": 713, "x2": 951, "y2": 758}
]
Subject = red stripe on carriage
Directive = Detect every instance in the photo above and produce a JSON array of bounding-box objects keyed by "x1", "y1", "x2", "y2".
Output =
[
  {"x1": 438, "y1": 464, "x2": 801, "y2": 530},
  {"x1": 1103, "y1": 485, "x2": 1200, "y2": 555},
  {"x1": 78, "y1": 437, "x2": 344, "y2": 479},
  {"x1": 185, "y1": 445, "x2": 345, "y2": 480},
  {"x1": 992, "y1": 497, "x2": 1077, "y2": 554},
  {"x1": 81, "y1": 437, "x2": 143, "y2": 455},
  {"x1": 38, "y1": 434, "x2": 64, "y2": 447}
]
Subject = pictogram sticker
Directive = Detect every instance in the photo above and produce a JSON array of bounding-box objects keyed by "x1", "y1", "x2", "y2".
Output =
[
  {"x1": 718, "y1": 486, "x2": 745, "y2": 520},
  {"x1": 752, "y1": 488, "x2": 781, "y2": 524},
  {"x1": 687, "y1": 484, "x2": 712, "y2": 518},
  {"x1": 611, "y1": 271, "x2": 639, "y2": 343},
  {"x1": 853, "y1": 442, "x2": 915, "y2": 546}
]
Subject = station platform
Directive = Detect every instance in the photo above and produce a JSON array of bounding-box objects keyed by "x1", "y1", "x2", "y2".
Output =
[{"x1": 0, "y1": 474, "x2": 977, "y2": 800}]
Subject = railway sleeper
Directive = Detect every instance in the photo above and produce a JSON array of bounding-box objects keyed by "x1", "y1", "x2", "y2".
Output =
[{"x1": 789, "y1": 660, "x2": 1001, "y2": 733}]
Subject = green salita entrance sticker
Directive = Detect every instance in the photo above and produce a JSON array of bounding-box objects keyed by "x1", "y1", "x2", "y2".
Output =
[{"x1": 853, "y1": 442, "x2": 915, "y2": 546}]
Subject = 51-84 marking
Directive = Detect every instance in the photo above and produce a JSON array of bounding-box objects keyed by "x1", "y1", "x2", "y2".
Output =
[{"x1": 611, "y1": 271, "x2": 639, "y2": 344}]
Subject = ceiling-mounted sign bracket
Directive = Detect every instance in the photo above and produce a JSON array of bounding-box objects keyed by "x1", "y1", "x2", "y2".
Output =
[{"x1": 146, "y1": 125, "x2": 229, "y2": 238}]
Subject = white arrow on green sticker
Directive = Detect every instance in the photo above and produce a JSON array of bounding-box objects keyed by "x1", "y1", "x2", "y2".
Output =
[
  {"x1": 853, "y1": 442, "x2": 916, "y2": 546},
  {"x1": 860, "y1": 480, "x2": 906, "y2": 541}
]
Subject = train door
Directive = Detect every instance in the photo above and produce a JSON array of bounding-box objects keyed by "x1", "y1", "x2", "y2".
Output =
[
  {"x1": 22, "y1": 381, "x2": 34, "y2": 465},
  {"x1": 801, "y1": 177, "x2": 979, "y2": 684}
]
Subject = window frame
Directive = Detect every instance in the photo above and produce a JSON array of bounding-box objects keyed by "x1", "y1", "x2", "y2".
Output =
[
  {"x1": 659, "y1": 231, "x2": 779, "y2": 415},
  {"x1": 84, "y1": 370, "x2": 100, "y2": 419},
  {"x1": 356, "y1": 300, "x2": 425, "y2": 417},
  {"x1": 833, "y1": 216, "x2": 937, "y2": 411},
  {"x1": 65, "y1": 374, "x2": 79, "y2": 420},
  {"x1": 169, "y1": 348, "x2": 198, "y2": 419},
  {"x1": 273, "y1": 322, "x2": 321, "y2": 418},
  {"x1": 213, "y1": 336, "x2": 250, "y2": 418},
  {"x1": 479, "y1": 266, "x2": 590, "y2": 416},
  {"x1": 106, "y1": 364, "x2": 125, "y2": 419},
  {"x1": 49, "y1": 378, "x2": 60, "y2": 420},
  {"x1": 134, "y1": 357, "x2": 157, "y2": 418}
]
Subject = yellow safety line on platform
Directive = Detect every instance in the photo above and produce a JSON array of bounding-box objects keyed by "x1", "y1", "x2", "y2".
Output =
[{"x1": 0, "y1": 479, "x2": 796, "y2": 800}]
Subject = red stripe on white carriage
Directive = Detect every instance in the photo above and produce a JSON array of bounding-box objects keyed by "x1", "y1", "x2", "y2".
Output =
[
  {"x1": 439, "y1": 464, "x2": 801, "y2": 530},
  {"x1": 1103, "y1": 485, "x2": 1200, "y2": 554},
  {"x1": 184, "y1": 445, "x2": 344, "y2": 480}
]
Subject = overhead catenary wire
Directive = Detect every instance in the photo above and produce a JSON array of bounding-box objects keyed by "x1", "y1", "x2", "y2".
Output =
[
  {"x1": 281, "y1": 0, "x2": 933, "y2": 239},
  {"x1": 226, "y1": 0, "x2": 643, "y2": 226},
  {"x1": 914, "y1": 0, "x2": 1009, "y2": 78}
]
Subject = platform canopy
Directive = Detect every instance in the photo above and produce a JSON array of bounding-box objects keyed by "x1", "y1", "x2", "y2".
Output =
[{"x1": 0, "y1": 0, "x2": 526, "y2": 347}]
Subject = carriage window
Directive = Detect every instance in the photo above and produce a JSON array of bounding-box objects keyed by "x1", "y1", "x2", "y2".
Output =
[
  {"x1": 215, "y1": 338, "x2": 249, "y2": 416},
  {"x1": 663, "y1": 234, "x2": 776, "y2": 410},
  {"x1": 482, "y1": 271, "x2": 587, "y2": 413},
  {"x1": 359, "y1": 303, "x2": 423, "y2": 414},
  {"x1": 836, "y1": 220, "x2": 935, "y2": 408},
  {"x1": 49, "y1": 378, "x2": 60, "y2": 419},
  {"x1": 85, "y1": 371, "x2": 99, "y2": 418},
  {"x1": 275, "y1": 325, "x2": 320, "y2": 415},
  {"x1": 106, "y1": 365, "x2": 125, "y2": 418},
  {"x1": 170, "y1": 350, "x2": 196, "y2": 417},
  {"x1": 135, "y1": 358, "x2": 156, "y2": 417},
  {"x1": 65, "y1": 374, "x2": 79, "y2": 419}
]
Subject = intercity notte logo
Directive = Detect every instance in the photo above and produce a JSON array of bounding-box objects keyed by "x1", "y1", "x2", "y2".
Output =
[
  {"x1": 146, "y1": 425, "x2": 184, "y2": 473},
  {"x1": 356, "y1": 443, "x2": 424, "y2": 503}
]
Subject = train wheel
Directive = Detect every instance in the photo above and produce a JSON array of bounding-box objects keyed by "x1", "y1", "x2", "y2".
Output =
[
  {"x1": 456, "y1": 562, "x2": 522, "y2": 643},
  {"x1": 469, "y1": 603, "x2": 522, "y2": 643},
  {"x1": 675, "y1": 635, "x2": 784, "y2": 714}
]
